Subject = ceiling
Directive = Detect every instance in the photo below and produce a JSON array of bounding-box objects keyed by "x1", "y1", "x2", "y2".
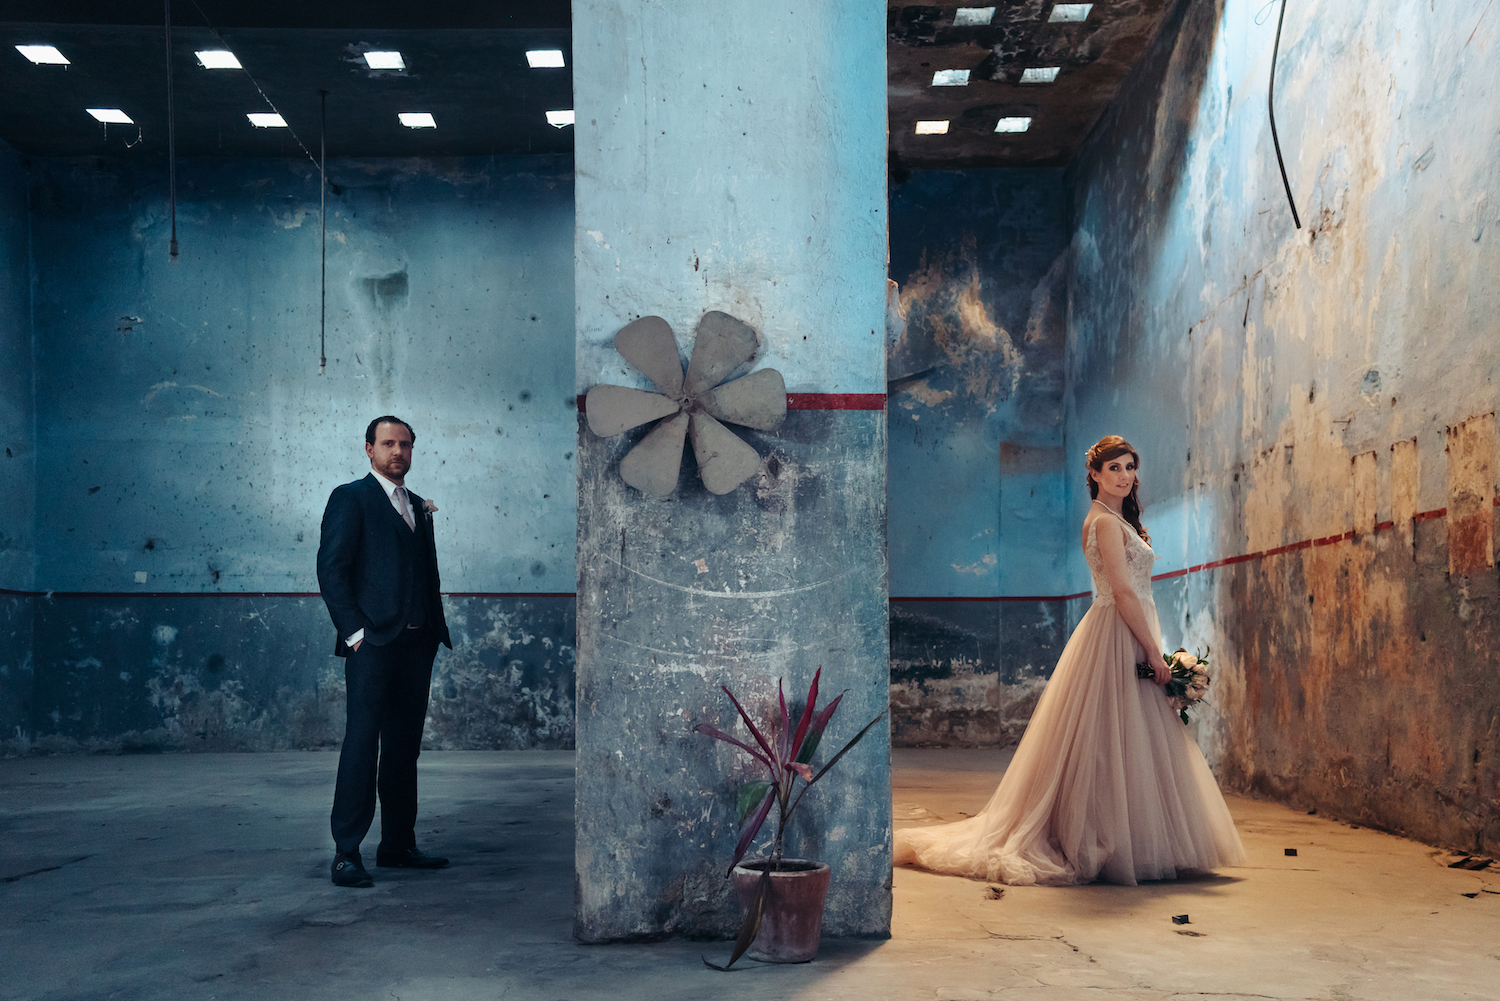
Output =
[
  {"x1": 888, "y1": 1, "x2": 1172, "y2": 169},
  {"x1": 0, "y1": 1, "x2": 1171, "y2": 167},
  {"x1": 0, "y1": 0, "x2": 573, "y2": 160}
]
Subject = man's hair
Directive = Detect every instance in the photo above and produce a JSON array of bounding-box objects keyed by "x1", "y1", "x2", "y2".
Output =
[{"x1": 365, "y1": 416, "x2": 416, "y2": 445}]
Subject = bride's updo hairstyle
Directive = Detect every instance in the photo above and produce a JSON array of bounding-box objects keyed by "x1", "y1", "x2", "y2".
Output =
[{"x1": 1086, "y1": 435, "x2": 1150, "y2": 544}]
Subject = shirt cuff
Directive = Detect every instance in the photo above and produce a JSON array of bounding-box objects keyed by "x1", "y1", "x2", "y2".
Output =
[{"x1": 346, "y1": 628, "x2": 365, "y2": 646}]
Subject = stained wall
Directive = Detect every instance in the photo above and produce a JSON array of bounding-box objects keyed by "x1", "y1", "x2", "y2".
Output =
[
  {"x1": 572, "y1": 0, "x2": 890, "y2": 942},
  {"x1": 0, "y1": 140, "x2": 35, "y2": 747},
  {"x1": 886, "y1": 168, "x2": 1073, "y2": 747},
  {"x1": 8, "y1": 154, "x2": 578, "y2": 755},
  {"x1": 1066, "y1": 0, "x2": 1500, "y2": 853}
]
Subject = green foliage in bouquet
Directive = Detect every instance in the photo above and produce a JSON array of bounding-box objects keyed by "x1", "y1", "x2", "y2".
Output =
[{"x1": 1138, "y1": 647, "x2": 1213, "y2": 724}]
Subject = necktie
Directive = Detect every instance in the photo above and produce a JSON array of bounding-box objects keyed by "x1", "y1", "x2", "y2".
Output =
[{"x1": 395, "y1": 486, "x2": 416, "y2": 531}]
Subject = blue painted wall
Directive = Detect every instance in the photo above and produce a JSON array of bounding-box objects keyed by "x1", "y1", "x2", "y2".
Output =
[
  {"x1": 886, "y1": 168, "x2": 1072, "y2": 746},
  {"x1": 572, "y1": 0, "x2": 890, "y2": 941},
  {"x1": 1064, "y1": 0, "x2": 1500, "y2": 853},
  {"x1": 0, "y1": 140, "x2": 35, "y2": 747},
  {"x1": 8, "y1": 153, "x2": 579, "y2": 754}
]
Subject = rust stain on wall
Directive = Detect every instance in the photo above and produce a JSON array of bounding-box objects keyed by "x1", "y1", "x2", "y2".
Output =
[{"x1": 1445, "y1": 413, "x2": 1496, "y2": 575}]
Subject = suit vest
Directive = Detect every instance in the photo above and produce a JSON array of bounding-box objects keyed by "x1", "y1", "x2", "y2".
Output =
[{"x1": 403, "y1": 516, "x2": 433, "y2": 629}]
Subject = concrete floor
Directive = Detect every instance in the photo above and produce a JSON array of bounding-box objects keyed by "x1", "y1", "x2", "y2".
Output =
[{"x1": 1, "y1": 748, "x2": 1496, "y2": 1001}]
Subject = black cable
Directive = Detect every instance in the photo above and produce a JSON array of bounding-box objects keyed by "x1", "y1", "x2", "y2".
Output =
[
  {"x1": 1268, "y1": 0, "x2": 1301, "y2": 230},
  {"x1": 320, "y1": 90, "x2": 328, "y2": 374},
  {"x1": 165, "y1": 0, "x2": 178, "y2": 257},
  {"x1": 188, "y1": 0, "x2": 319, "y2": 170}
]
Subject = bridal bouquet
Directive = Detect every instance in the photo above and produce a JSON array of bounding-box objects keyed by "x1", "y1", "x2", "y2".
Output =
[{"x1": 1137, "y1": 647, "x2": 1212, "y2": 724}]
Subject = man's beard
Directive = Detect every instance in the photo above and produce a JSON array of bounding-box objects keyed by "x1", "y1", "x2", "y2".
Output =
[{"x1": 377, "y1": 457, "x2": 409, "y2": 480}]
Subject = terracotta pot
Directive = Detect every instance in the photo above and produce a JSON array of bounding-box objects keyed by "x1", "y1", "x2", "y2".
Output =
[{"x1": 729, "y1": 858, "x2": 831, "y2": 963}]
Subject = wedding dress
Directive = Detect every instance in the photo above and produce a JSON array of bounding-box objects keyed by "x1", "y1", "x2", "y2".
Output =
[{"x1": 893, "y1": 508, "x2": 1246, "y2": 885}]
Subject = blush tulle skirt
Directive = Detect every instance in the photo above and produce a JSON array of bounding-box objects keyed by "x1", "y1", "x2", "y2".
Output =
[{"x1": 893, "y1": 597, "x2": 1246, "y2": 886}]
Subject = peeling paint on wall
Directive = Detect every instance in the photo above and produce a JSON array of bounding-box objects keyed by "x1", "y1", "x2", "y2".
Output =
[
  {"x1": 1445, "y1": 413, "x2": 1496, "y2": 576},
  {"x1": 1066, "y1": 0, "x2": 1500, "y2": 854}
]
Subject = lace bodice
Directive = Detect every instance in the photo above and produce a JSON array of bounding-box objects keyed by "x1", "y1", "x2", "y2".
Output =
[{"x1": 1084, "y1": 509, "x2": 1156, "y2": 606}]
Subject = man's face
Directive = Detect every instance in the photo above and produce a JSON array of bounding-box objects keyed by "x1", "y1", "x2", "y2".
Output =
[{"x1": 366, "y1": 422, "x2": 414, "y2": 483}]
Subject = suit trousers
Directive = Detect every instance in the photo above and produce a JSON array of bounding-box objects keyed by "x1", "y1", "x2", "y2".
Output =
[{"x1": 330, "y1": 627, "x2": 439, "y2": 854}]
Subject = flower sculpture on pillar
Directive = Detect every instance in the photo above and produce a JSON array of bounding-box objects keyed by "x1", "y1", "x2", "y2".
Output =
[{"x1": 584, "y1": 311, "x2": 787, "y2": 497}]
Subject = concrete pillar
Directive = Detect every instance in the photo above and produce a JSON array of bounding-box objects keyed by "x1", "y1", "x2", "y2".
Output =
[{"x1": 572, "y1": 1, "x2": 889, "y2": 941}]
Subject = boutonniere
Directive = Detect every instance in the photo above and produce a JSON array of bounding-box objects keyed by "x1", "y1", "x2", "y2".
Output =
[{"x1": 423, "y1": 499, "x2": 438, "y2": 518}]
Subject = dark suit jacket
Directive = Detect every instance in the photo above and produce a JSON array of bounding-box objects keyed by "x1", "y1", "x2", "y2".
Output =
[{"x1": 316, "y1": 472, "x2": 453, "y2": 657}]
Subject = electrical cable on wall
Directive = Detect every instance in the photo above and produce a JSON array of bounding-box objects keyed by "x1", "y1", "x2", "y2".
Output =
[
  {"x1": 165, "y1": 0, "x2": 178, "y2": 257},
  {"x1": 320, "y1": 91, "x2": 328, "y2": 374},
  {"x1": 1268, "y1": 0, "x2": 1302, "y2": 230}
]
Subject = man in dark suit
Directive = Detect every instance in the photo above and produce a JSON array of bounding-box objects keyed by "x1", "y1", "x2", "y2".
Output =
[{"x1": 317, "y1": 416, "x2": 453, "y2": 887}]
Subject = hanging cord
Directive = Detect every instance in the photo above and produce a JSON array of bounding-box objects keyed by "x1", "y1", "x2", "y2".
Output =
[
  {"x1": 320, "y1": 91, "x2": 328, "y2": 374},
  {"x1": 165, "y1": 0, "x2": 178, "y2": 257},
  {"x1": 1268, "y1": 0, "x2": 1301, "y2": 229},
  {"x1": 188, "y1": 0, "x2": 319, "y2": 170}
]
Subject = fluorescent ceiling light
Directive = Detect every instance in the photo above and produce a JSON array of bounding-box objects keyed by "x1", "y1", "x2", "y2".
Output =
[
  {"x1": 1049, "y1": 3, "x2": 1093, "y2": 22},
  {"x1": 86, "y1": 108, "x2": 133, "y2": 124},
  {"x1": 399, "y1": 112, "x2": 437, "y2": 129},
  {"x1": 526, "y1": 49, "x2": 565, "y2": 68},
  {"x1": 545, "y1": 109, "x2": 575, "y2": 128},
  {"x1": 931, "y1": 69, "x2": 970, "y2": 87},
  {"x1": 247, "y1": 112, "x2": 287, "y2": 128},
  {"x1": 915, "y1": 120, "x2": 950, "y2": 135},
  {"x1": 1021, "y1": 67, "x2": 1061, "y2": 84},
  {"x1": 953, "y1": 7, "x2": 995, "y2": 26},
  {"x1": 363, "y1": 51, "x2": 405, "y2": 70},
  {"x1": 16, "y1": 44, "x2": 69, "y2": 65},
  {"x1": 195, "y1": 49, "x2": 241, "y2": 69},
  {"x1": 994, "y1": 116, "x2": 1032, "y2": 133}
]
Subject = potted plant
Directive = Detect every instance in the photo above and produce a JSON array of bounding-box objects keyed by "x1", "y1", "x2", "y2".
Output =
[{"x1": 693, "y1": 667, "x2": 886, "y2": 970}]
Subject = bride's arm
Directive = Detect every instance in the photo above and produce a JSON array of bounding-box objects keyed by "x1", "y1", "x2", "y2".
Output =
[{"x1": 1093, "y1": 518, "x2": 1169, "y2": 684}]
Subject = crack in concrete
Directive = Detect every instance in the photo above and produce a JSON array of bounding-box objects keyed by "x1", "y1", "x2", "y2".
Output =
[{"x1": 0, "y1": 854, "x2": 89, "y2": 883}]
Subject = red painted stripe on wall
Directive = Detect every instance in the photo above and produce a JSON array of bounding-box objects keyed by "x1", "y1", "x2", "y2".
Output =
[
  {"x1": 2, "y1": 507, "x2": 1476, "y2": 604},
  {"x1": 786, "y1": 393, "x2": 887, "y2": 410},
  {"x1": 576, "y1": 392, "x2": 886, "y2": 413}
]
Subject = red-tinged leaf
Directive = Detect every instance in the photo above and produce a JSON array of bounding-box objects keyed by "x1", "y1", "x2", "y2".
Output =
[
  {"x1": 808, "y1": 710, "x2": 886, "y2": 785},
  {"x1": 728, "y1": 782, "x2": 776, "y2": 875},
  {"x1": 736, "y1": 780, "x2": 772, "y2": 824},
  {"x1": 794, "y1": 691, "x2": 846, "y2": 764},
  {"x1": 787, "y1": 667, "x2": 821, "y2": 763},
  {"x1": 702, "y1": 868, "x2": 770, "y2": 971},
  {"x1": 785, "y1": 708, "x2": 888, "y2": 822},
  {"x1": 777, "y1": 679, "x2": 790, "y2": 761},
  {"x1": 787, "y1": 761, "x2": 813, "y2": 782},
  {"x1": 720, "y1": 685, "x2": 778, "y2": 769},
  {"x1": 693, "y1": 722, "x2": 773, "y2": 772}
]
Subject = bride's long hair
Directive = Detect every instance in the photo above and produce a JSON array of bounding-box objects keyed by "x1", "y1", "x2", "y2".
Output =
[{"x1": 1086, "y1": 435, "x2": 1150, "y2": 543}]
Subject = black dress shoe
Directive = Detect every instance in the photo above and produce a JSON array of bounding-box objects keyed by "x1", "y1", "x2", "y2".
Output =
[
  {"x1": 331, "y1": 850, "x2": 374, "y2": 887},
  {"x1": 375, "y1": 845, "x2": 450, "y2": 869}
]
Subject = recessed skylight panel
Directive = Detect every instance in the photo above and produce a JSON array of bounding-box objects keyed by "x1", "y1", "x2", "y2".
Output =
[
  {"x1": 994, "y1": 117, "x2": 1032, "y2": 133},
  {"x1": 1049, "y1": 3, "x2": 1093, "y2": 22},
  {"x1": 16, "y1": 44, "x2": 69, "y2": 65},
  {"x1": 953, "y1": 7, "x2": 996, "y2": 26},
  {"x1": 526, "y1": 49, "x2": 566, "y2": 68},
  {"x1": 545, "y1": 110, "x2": 575, "y2": 128},
  {"x1": 247, "y1": 113, "x2": 287, "y2": 128},
  {"x1": 86, "y1": 108, "x2": 132, "y2": 124},
  {"x1": 915, "y1": 120, "x2": 950, "y2": 135},
  {"x1": 1021, "y1": 67, "x2": 1061, "y2": 84},
  {"x1": 399, "y1": 113, "x2": 437, "y2": 129},
  {"x1": 363, "y1": 51, "x2": 405, "y2": 70},
  {"x1": 195, "y1": 49, "x2": 242, "y2": 69},
  {"x1": 931, "y1": 69, "x2": 970, "y2": 87}
]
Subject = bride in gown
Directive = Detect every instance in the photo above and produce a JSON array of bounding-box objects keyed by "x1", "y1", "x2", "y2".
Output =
[{"x1": 893, "y1": 436, "x2": 1245, "y2": 886}]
